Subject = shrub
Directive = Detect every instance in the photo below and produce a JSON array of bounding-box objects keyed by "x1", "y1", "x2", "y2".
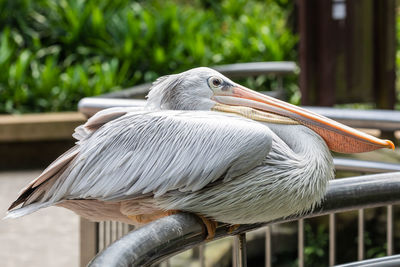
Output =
[{"x1": 0, "y1": 0, "x2": 297, "y2": 113}]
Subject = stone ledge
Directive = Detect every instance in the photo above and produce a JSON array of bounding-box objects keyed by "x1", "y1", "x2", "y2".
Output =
[{"x1": 0, "y1": 112, "x2": 86, "y2": 142}]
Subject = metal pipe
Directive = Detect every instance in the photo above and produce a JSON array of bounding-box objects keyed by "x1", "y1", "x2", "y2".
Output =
[
  {"x1": 387, "y1": 205, "x2": 393, "y2": 256},
  {"x1": 265, "y1": 226, "x2": 271, "y2": 267},
  {"x1": 358, "y1": 209, "x2": 364, "y2": 261},
  {"x1": 303, "y1": 106, "x2": 400, "y2": 131},
  {"x1": 78, "y1": 97, "x2": 400, "y2": 133},
  {"x1": 199, "y1": 244, "x2": 205, "y2": 267},
  {"x1": 213, "y1": 62, "x2": 298, "y2": 78},
  {"x1": 232, "y1": 236, "x2": 237, "y2": 267},
  {"x1": 89, "y1": 172, "x2": 400, "y2": 267},
  {"x1": 298, "y1": 219, "x2": 304, "y2": 267},
  {"x1": 334, "y1": 254, "x2": 400, "y2": 267},
  {"x1": 234, "y1": 233, "x2": 247, "y2": 267},
  {"x1": 329, "y1": 213, "x2": 336, "y2": 266},
  {"x1": 334, "y1": 158, "x2": 400, "y2": 173}
]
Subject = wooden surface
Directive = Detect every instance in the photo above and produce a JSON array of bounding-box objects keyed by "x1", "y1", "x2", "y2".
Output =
[
  {"x1": 0, "y1": 112, "x2": 86, "y2": 169},
  {"x1": 0, "y1": 112, "x2": 86, "y2": 142}
]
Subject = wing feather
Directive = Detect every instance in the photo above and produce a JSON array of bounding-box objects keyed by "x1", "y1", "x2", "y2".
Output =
[
  {"x1": 7, "y1": 107, "x2": 144, "y2": 213},
  {"x1": 8, "y1": 109, "x2": 274, "y2": 216},
  {"x1": 44, "y1": 110, "x2": 273, "y2": 203}
]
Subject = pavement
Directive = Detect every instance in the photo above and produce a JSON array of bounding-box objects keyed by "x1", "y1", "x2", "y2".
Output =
[{"x1": 0, "y1": 170, "x2": 79, "y2": 267}]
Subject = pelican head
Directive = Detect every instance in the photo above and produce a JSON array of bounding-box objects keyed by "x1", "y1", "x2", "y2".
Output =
[{"x1": 147, "y1": 67, "x2": 394, "y2": 153}]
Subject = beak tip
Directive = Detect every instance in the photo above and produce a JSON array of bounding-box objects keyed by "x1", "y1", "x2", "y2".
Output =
[{"x1": 385, "y1": 140, "x2": 395, "y2": 150}]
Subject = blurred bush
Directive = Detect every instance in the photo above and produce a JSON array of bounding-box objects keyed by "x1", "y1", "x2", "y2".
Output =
[{"x1": 0, "y1": 0, "x2": 297, "y2": 113}]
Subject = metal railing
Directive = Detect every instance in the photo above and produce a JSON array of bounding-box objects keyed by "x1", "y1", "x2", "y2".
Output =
[
  {"x1": 78, "y1": 100, "x2": 400, "y2": 131},
  {"x1": 88, "y1": 172, "x2": 400, "y2": 267},
  {"x1": 80, "y1": 158, "x2": 400, "y2": 267}
]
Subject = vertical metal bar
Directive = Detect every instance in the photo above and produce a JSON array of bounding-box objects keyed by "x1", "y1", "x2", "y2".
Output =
[
  {"x1": 98, "y1": 221, "x2": 104, "y2": 252},
  {"x1": 298, "y1": 219, "x2": 304, "y2": 267},
  {"x1": 117, "y1": 222, "x2": 122, "y2": 239},
  {"x1": 234, "y1": 233, "x2": 247, "y2": 267},
  {"x1": 199, "y1": 244, "x2": 205, "y2": 267},
  {"x1": 105, "y1": 221, "x2": 111, "y2": 247},
  {"x1": 109, "y1": 221, "x2": 113, "y2": 245},
  {"x1": 103, "y1": 221, "x2": 108, "y2": 249},
  {"x1": 80, "y1": 218, "x2": 98, "y2": 267},
  {"x1": 232, "y1": 237, "x2": 237, "y2": 267},
  {"x1": 124, "y1": 223, "x2": 130, "y2": 235},
  {"x1": 329, "y1": 213, "x2": 336, "y2": 266},
  {"x1": 111, "y1": 221, "x2": 116, "y2": 242},
  {"x1": 265, "y1": 226, "x2": 272, "y2": 267},
  {"x1": 387, "y1": 205, "x2": 393, "y2": 256},
  {"x1": 358, "y1": 209, "x2": 365, "y2": 261}
]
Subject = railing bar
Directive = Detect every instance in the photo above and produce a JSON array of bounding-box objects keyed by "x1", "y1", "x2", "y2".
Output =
[
  {"x1": 108, "y1": 222, "x2": 111, "y2": 246},
  {"x1": 121, "y1": 223, "x2": 125, "y2": 236},
  {"x1": 105, "y1": 222, "x2": 108, "y2": 249},
  {"x1": 103, "y1": 221, "x2": 107, "y2": 248},
  {"x1": 112, "y1": 221, "x2": 116, "y2": 242},
  {"x1": 358, "y1": 209, "x2": 364, "y2": 261},
  {"x1": 298, "y1": 219, "x2": 304, "y2": 267},
  {"x1": 117, "y1": 222, "x2": 122, "y2": 238},
  {"x1": 232, "y1": 236, "x2": 238, "y2": 267},
  {"x1": 89, "y1": 173, "x2": 400, "y2": 266},
  {"x1": 98, "y1": 222, "x2": 104, "y2": 252},
  {"x1": 103, "y1": 221, "x2": 107, "y2": 250},
  {"x1": 387, "y1": 205, "x2": 393, "y2": 256},
  {"x1": 329, "y1": 213, "x2": 336, "y2": 266},
  {"x1": 123, "y1": 223, "x2": 129, "y2": 235},
  {"x1": 265, "y1": 226, "x2": 272, "y2": 267},
  {"x1": 114, "y1": 222, "x2": 118, "y2": 240},
  {"x1": 106, "y1": 221, "x2": 111, "y2": 247},
  {"x1": 199, "y1": 244, "x2": 205, "y2": 267},
  {"x1": 234, "y1": 233, "x2": 247, "y2": 267}
]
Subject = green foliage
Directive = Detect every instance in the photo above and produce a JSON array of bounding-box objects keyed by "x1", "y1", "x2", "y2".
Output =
[
  {"x1": 0, "y1": 0, "x2": 297, "y2": 113},
  {"x1": 363, "y1": 231, "x2": 386, "y2": 259},
  {"x1": 303, "y1": 222, "x2": 329, "y2": 267}
]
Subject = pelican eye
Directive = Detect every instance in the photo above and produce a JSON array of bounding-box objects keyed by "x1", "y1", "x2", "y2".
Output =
[{"x1": 208, "y1": 77, "x2": 224, "y2": 89}]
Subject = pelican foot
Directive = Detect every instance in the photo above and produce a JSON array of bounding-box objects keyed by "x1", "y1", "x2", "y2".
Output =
[
  {"x1": 127, "y1": 210, "x2": 179, "y2": 224},
  {"x1": 227, "y1": 224, "x2": 240, "y2": 234},
  {"x1": 197, "y1": 215, "x2": 218, "y2": 240}
]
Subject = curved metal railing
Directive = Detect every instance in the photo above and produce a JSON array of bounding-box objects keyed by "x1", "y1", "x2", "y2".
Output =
[{"x1": 88, "y1": 172, "x2": 400, "y2": 267}]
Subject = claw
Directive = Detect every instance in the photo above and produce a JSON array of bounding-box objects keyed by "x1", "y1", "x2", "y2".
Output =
[
  {"x1": 127, "y1": 210, "x2": 179, "y2": 224},
  {"x1": 228, "y1": 224, "x2": 240, "y2": 234},
  {"x1": 198, "y1": 215, "x2": 218, "y2": 240}
]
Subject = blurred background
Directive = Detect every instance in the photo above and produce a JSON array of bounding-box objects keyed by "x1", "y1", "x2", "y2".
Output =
[{"x1": 1, "y1": 0, "x2": 400, "y2": 266}]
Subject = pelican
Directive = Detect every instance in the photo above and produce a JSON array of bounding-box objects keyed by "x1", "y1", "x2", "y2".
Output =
[{"x1": 6, "y1": 67, "x2": 394, "y2": 238}]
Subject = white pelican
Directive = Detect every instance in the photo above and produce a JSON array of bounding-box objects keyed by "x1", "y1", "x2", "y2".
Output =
[{"x1": 6, "y1": 67, "x2": 394, "y2": 238}]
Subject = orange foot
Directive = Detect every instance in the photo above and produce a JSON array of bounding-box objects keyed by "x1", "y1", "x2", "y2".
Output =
[
  {"x1": 197, "y1": 215, "x2": 218, "y2": 240},
  {"x1": 228, "y1": 224, "x2": 240, "y2": 234},
  {"x1": 127, "y1": 210, "x2": 179, "y2": 224}
]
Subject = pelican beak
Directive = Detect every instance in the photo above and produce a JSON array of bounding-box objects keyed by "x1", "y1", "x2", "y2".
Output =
[{"x1": 213, "y1": 84, "x2": 394, "y2": 153}]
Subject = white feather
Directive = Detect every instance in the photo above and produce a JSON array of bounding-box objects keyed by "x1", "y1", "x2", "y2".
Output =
[{"x1": 27, "y1": 110, "x2": 273, "y2": 207}]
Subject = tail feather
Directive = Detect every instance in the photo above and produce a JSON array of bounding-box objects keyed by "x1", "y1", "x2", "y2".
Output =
[{"x1": 4, "y1": 202, "x2": 53, "y2": 219}]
